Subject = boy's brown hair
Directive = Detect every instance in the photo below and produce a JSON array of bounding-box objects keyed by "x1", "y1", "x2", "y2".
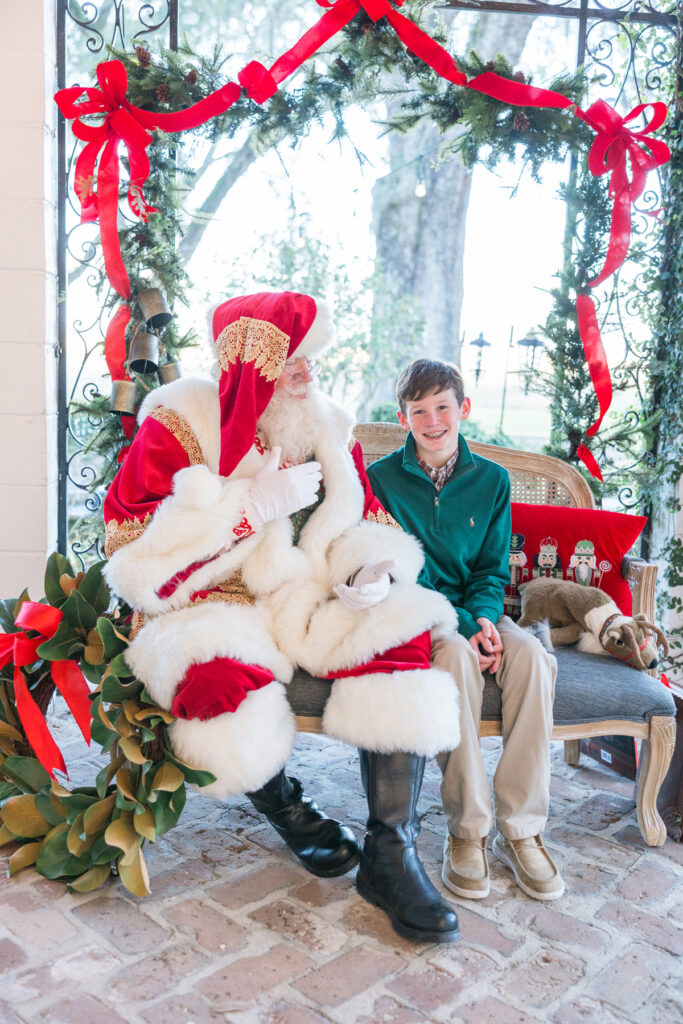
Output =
[{"x1": 396, "y1": 359, "x2": 466, "y2": 414}]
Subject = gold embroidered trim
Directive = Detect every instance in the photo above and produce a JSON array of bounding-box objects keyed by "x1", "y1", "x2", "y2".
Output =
[
  {"x1": 190, "y1": 571, "x2": 255, "y2": 607},
  {"x1": 215, "y1": 317, "x2": 289, "y2": 382},
  {"x1": 129, "y1": 610, "x2": 146, "y2": 641},
  {"x1": 147, "y1": 407, "x2": 204, "y2": 466},
  {"x1": 105, "y1": 513, "x2": 152, "y2": 557},
  {"x1": 366, "y1": 507, "x2": 402, "y2": 531}
]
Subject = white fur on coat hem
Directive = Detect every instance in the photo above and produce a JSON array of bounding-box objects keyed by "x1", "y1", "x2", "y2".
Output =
[
  {"x1": 126, "y1": 602, "x2": 293, "y2": 711},
  {"x1": 322, "y1": 667, "x2": 460, "y2": 756},
  {"x1": 169, "y1": 683, "x2": 296, "y2": 799}
]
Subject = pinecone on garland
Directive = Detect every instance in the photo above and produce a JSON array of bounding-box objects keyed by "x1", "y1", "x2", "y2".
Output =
[
  {"x1": 186, "y1": 69, "x2": 197, "y2": 85},
  {"x1": 485, "y1": 61, "x2": 496, "y2": 72},
  {"x1": 512, "y1": 71, "x2": 526, "y2": 83},
  {"x1": 513, "y1": 112, "x2": 530, "y2": 132},
  {"x1": 135, "y1": 46, "x2": 152, "y2": 68},
  {"x1": 156, "y1": 82, "x2": 170, "y2": 103}
]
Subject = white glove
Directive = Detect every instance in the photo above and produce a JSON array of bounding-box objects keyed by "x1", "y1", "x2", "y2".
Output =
[
  {"x1": 244, "y1": 447, "x2": 322, "y2": 529},
  {"x1": 333, "y1": 560, "x2": 395, "y2": 611}
]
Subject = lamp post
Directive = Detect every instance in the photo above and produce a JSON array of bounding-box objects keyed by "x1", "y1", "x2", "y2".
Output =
[
  {"x1": 516, "y1": 331, "x2": 545, "y2": 394},
  {"x1": 469, "y1": 331, "x2": 491, "y2": 385}
]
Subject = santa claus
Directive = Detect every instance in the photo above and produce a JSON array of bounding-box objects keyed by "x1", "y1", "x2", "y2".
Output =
[{"x1": 103, "y1": 291, "x2": 460, "y2": 943}]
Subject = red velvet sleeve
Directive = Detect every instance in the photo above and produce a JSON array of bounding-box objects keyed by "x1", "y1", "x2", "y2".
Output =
[
  {"x1": 350, "y1": 440, "x2": 402, "y2": 527},
  {"x1": 104, "y1": 416, "x2": 191, "y2": 555}
]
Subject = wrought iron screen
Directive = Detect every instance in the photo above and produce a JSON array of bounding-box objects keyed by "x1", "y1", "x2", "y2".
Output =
[{"x1": 55, "y1": 0, "x2": 677, "y2": 564}]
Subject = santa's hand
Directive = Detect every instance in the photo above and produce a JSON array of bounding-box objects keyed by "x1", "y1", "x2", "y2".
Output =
[
  {"x1": 245, "y1": 448, "x2": 322, "y2": 529},
  {"x1": 333, "y1": 560, "x2": 394, "y2": 611}
]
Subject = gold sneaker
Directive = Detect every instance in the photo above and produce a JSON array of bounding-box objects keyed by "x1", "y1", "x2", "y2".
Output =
[
  {"x1": 441, "y1": 835, "x2": 489, "y2": 899},
  {"x1": 492, "y1": 833, "x2": 564, "y2": 900}
]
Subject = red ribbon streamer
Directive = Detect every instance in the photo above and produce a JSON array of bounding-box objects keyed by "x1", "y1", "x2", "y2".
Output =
[
  {"x1": 576, "y1": 293, "x2": 612, "y2": 439},
  {"x1": 1, "y1": 601, "x2": 92, "y2": 777},
  {"x1": 576, "y1": 444, "x2": 604, "y2": 483}
]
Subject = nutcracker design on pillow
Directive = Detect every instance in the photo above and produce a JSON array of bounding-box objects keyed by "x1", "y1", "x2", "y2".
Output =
[
  {"x1": 504, "y1": 532, "x2": 529, "y2": 618},
  {"x1": 533, "y1": 537, "x2": 563, "y2": 579},
  {"x1": 568, "y1": 538, "x2": 607, "y2": 587}
]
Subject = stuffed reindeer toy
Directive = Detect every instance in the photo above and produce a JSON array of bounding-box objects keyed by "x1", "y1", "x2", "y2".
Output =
[{"x1": 518, "y1": 577, "x2": 668, "y2": 670}]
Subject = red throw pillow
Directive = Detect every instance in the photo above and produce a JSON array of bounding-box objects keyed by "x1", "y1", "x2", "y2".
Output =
[{"x1": 505, "y1": 503, "x2": 647, "y2": 620}]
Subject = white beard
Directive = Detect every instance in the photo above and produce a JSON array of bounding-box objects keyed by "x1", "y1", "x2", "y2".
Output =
[{"x1": 257, "y1": 387, "x2": 328, "y2": 465}]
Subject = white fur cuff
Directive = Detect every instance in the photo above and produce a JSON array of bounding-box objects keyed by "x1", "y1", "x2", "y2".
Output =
[
  {"x1": 322, "y1": 667, "x2": 460, "y2": 756},
  {"x1": 169, "y1": 683, "x2": 296, "y2": 799}
]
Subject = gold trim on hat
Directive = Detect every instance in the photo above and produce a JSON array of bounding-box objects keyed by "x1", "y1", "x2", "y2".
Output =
[
  {"x1": 147, "y1": 407, "x2": 204, "y2": 466},
  {"x1": 215, "y1": 316, "x2": 289, "y2": 382}
]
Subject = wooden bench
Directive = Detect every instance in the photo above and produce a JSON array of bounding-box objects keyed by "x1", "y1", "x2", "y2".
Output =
[{"x1": 287, "y1": 423, "x2": 677, "y2": 847}]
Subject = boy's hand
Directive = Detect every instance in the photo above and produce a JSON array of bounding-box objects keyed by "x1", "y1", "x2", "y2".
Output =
[{"x1": 469, "y1": 617, "x2": 504, "y2": 674}]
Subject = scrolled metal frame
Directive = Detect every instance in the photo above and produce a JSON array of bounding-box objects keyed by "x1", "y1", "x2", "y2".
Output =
[{"x1": 56, "y1": 0, "x2": 676, "y2": 564}]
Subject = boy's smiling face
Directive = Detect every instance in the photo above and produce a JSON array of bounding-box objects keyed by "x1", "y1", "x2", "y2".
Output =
[{"x1": 398, "y1": 387, "x2": 471, "y2": 469}]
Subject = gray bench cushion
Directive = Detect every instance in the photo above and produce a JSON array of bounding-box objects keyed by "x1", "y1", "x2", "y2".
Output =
[{"x1": 287, "y1": 646, "x2": 676, "y2": 727}]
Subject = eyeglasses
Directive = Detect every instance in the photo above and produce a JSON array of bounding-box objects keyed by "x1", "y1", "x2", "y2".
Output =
[{"x1": 282, "y1": 357, "x2": 320, "y2": 380}]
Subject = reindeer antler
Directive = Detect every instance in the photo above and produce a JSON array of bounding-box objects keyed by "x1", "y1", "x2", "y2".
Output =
[
  {"x1": 634, "y1": 616, "x2": 670, "y2": 656},
  {"x1": 622, "y1": 623, "x2": 647, "y2": 670}
]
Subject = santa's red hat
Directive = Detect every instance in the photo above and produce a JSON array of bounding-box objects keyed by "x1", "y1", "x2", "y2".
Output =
[{"x1": 211, "y1": 291, "x2": 334, "y2": 477}]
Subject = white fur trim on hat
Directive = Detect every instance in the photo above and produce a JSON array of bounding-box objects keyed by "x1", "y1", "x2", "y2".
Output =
[
  {"x1": 296, "y1": 299, "x2": 335, "y2": 358},
  {"x1": 322, "y1": 667, "x2": 460, "y2": 756}
]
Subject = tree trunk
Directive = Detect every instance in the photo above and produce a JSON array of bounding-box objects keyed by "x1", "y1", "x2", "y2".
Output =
[{"x1": 367, "y1": 11, "x2": 535, "y2": 414}]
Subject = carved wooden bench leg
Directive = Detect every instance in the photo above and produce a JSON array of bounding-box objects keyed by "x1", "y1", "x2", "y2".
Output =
[
  {"x1": 564, "y1": 739, "x2": 580, "y2": 766},
  {"x1": 636, "y1": 714, "x2": 677, "y2": 846}
]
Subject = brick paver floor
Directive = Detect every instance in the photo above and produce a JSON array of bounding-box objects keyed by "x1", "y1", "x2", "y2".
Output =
[{"x1": 1, "y1": 704, "x2": 682, "y2": 1024}]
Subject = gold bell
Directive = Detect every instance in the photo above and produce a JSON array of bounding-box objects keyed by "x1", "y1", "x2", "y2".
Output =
[
  {"x1": 157, "y1": 361, "x2": 183, "y2": 384},
  {"x1": 137, "y1": 287, "x2": 173, "y2": 330},
  {"x1": 129, "y1": 328, "x2": 160, "y2": 374},
  {"x1": 109, "y1": 379, "x2": 138, "y2": 416}
]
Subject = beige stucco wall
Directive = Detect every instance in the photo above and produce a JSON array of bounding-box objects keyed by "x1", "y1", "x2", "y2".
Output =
[{"x1": 0, "y1": 0, "x2": 58, "y2": 599}]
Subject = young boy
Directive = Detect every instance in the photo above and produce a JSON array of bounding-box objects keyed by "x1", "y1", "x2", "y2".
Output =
[{"x1": 367, "y1": 358, "x2": 564, "y2": 901}]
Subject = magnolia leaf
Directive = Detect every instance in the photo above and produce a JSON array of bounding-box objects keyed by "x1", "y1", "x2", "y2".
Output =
[
  {"x1": 115, "y1": 768, "x2": 139, "y2": 804},
  {"x1": 119, "y1": 736, "x2": 148, "y2": 765},
  {"x1": 132, "y1": 806, "x2": 156, "y2": 841},
  {"x1": 0, "y1": 598, "x2": 17, "y2": 632},
  {"x1": 67, "y1": 862, "x2": 112, "y2": 893},
  {"x1": 59, "y1": 573, "x2": 80, "y2": 598},
  {"x1": 80, "y1": 657, "x2": 105, "y2": 686},
  {"x1": 117, "y1": 844, "x2": 150, "y2": 898},
  {"x1": 151, "y1": 762, "x2": 184, "y2": 794},
  {"x1": 97, "y1": 617, "x2": 128, "y2": 660},
  {"x1": 84, "y1": 627, "x2": 105, "y2": 666},
  {"x1": 34, "y1": 790, "x2": 66, "y2": 827},
  {"x1": 134, "y1": 706, "x2": 175, "y2": 725},
  {"x1": 169, "y1": 756, "x2": 217, "y2": 788},
  {"x1": 13, "y1": 589, "x2": 30, "y2": 619},
  {"x1": 112, "y1": 711, "x2": 135, "y2": 740},
  {"x1": 44, "y1": 553, "x2": 75, "y2": 608},
  {"x1": 0, "y1": 823, "x2": 17, "y2": 846},
  {"x1": 35, "y1": 822, "x2": 92, "y2": 879},
  {"x1": 121, "y1": 700, "x2": 142, "y2": 725},
  {"x1": 108, "y1": 653, "x2": 133, "y2": 679},
  {"x1": 60, "y1": 589, "x2": 98, "y2": 633},
  {"x1": 50, "y1": 780, "x2": 72, "y2": 799},
  {"x1": 8, "y1": 841, "x2": 41, "y2": 876},
  {"x1": 36, "y1": 619, "x2": 80, "y2": 662},
  {"x1": 153, "y1": 785, "x2": 186, "y2": 836},
  {"x1": 67, "y1": 811, "x2": 95, "y2": 857},
  {"x1": 0, "y1": 722, "x2": 24, "y2": 743},
  {"x1": 100, "y1": 675, "x2": 143, "y2": 703},
  {"x1": 104, "y1": 814, "x2": 138, "y2": 858},
  {"x1": 82, "y1": 793, "x2": 116, "y2": 836},
  {"x1": 1, "y1": 794, "x2": 50, "y2": 838},
  {"x1": 0, "y1": 756, "x2": 51, "y2": 794},
  {"x1": 96, "y1": 751, "x2": 125, "y2": 800},
  {"x1": 97, "y1": 700, "x2": 117, "y2": 733},
  {"x1": 77, "y1": 562, "x2": 110, "y2": 616}
]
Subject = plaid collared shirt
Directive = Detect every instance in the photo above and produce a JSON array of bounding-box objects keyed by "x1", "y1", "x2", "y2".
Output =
[{"x1": 416, "y1": 447, "x2": 459, "y2": 493}]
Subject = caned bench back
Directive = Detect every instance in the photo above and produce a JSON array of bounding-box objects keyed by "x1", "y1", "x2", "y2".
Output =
[{"x1": 352, "y1": 422, "x2": 595, "y2": 510}]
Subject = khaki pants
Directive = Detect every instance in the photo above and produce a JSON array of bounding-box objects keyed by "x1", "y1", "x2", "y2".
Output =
[{"x1": 434, "y1": 617, "x2": 556, "y2": 841}]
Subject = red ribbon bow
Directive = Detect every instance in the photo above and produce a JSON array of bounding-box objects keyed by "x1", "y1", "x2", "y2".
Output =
[
  {"x1": 0, "y1": 602, "x2": 92, "y2": 778},
  {"x1": 55, "y1": 60, "x2": 241, "y2": 299},
  {"x1": 577, "y1": 99, "x2": 669, "y2": 288}
]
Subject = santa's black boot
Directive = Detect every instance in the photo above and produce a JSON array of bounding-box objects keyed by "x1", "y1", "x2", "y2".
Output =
[
  {"x1": 356, "y1": 749, "x2": 460, "y2": 943},
  {"x1": 247, "y1": 769, "x2": 361, "y2": 877}
]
